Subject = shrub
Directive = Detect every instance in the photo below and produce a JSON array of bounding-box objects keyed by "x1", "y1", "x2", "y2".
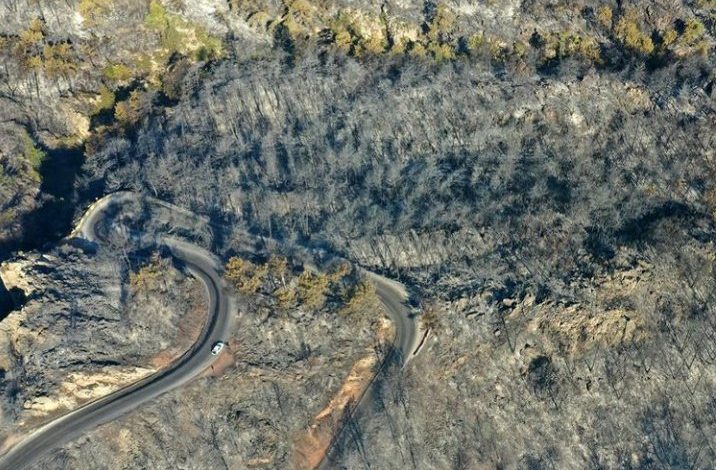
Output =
[
  {"x1": 328, "y1": 262, "x2": 351, "y2": 283},
  {"x1": 21, "y1": 132, "x2": 46, "y2": 177},
  {"x1": 288, "y1": 0, "x2": 313, "y2": 18},
  {"x1": 145, "y1": 0, "x2": 222, "y2": 61},
  {"x1": 341, "y1": 279, "x2": 377, "y2": 316},
  {"x1": 103, "y1": 63, "x2": 133, "y2": 82},
  {"x1": 114, "y1": 91, "x2": 144, "y2": 126},
  {"x1": 267, "y1": 255, "x2": 289, "y2": 284},
  {"x1": 361, "y1": 35, "x2": 388, "y2": 55},
  {"x1": 694, "y1": 40, "x2": 709, "y2": 56},
  {"x1": 428, "y1": 42, "x2": 456, "y2": 61},
  {"x1": 42, "y1": 43, "x2": 76, "y2": 78},
  {"x1": 129, "y1": 254, "x2": 165, "y2": 293},
  {"x1": 680, "y1": 19, "x2": 706, "y2": 45},
  {"x1": 334, "y1": 29, "x2": 353, "y2": 52},
  {"x1": 467, "y1": 33, "x2": 485, "y2": 53},
  {"x1": 661, "y1": 28, "x2": 678, "y2": 47},
  {"x1": 19, "y1": 19, "x2": 44, "y2": 46},
  {"x1": 93, "y1": 85, "x2": 116, "y2": 115},
  {"x1": 225, "y1": 256, "x2": 266, "y2": 294},
  {"x1": 22, "y1": 55, "x2": 43, "y2": 71},
  {"x1": 0, "y1": 209, "x2": 16, "y2": 227},
  {"x1": 614, "y1": 17, "x2": 654, "y2": 55},
  {"x1": 513, "y1": 40, "x2": 528, "y2": 58},
  {"x1": 247, "y1": 11, "x2": 272, "y2": 30},
  {"x1": 422, "y1": 3, "x2": 457, "y2": 60},
  {"x1": 78, "y1": 0, "x2": 113, "y2": 26},
  {"x1": 275, "y1": 284, "x2": 296, "y2": 308},
  {"x1": 297, "y1": 271, "x2": 330, "y2": 310},
  {"x1": 134, "y1": 54, "x2": 155, "y2": 76},
  {"x1": 408, "y1": 41, "x2": 428, "y2": 58},
  {"x1": 145, "y1": 1, "x2": 170, "y2": 30},
  {"x1": 597, "y1": 6, "x2": 613, "y2": 28},
  {"x1": 425, "y1": 3, "x2": 457, "y2": 42},
  {"x1": 195, "y1": 29, "x2": 222, "y2": 60},
  {"x1": 551, "y1": 32, "x2": 601, "y2": 62}
]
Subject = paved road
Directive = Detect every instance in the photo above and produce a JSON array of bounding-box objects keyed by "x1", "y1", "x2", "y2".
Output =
[
  {"x1": 317, "y1": 271, "x2": 420, "y2": 469},
  {"x1": 0, "y1": 192, "x2": 420, "y2": 470},
  {"x1": 0, "y1": 194, "x2": 235, "y2": 470},
  {"x1": 366, "y1": 271, "x2": 420, "y2": 366}
]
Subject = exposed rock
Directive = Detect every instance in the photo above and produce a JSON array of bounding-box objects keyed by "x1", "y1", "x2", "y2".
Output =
[
  {"x1": 0, "y1": 258, "x2": 34, "y2": 298},
  {"x1": 0, "y1": 244, "x2": 204, "y2": 437},
  {"x1": 23, "y1": 366, "x2": 153, "y2": 417}
]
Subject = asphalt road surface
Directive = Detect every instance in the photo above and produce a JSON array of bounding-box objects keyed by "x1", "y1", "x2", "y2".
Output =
[
  {"x1": 0, "y1": 194, "x2": 235, "y2": 470},
  {"x1": 0, "y1": 192, "x2": 419, "y2": 470},
  {"x1": 317, "y1": 271, "x2": 420, "y2": 469},
  {"x1": 367, "y1": 271, "x2": 420, "y2": 365}
]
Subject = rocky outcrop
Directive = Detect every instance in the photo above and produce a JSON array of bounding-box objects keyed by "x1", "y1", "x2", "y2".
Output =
[
  {"x1": 23, "y1": 367, "x2": 154, "y2": 418},
  {"x1": 0, "y1": 244, "x2": 204, "y2": 436}
]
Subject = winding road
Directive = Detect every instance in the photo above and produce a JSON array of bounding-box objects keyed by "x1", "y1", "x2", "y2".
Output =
[
  {"x1": 317, "y1": 271, "x2": 420, "y2": 469},
  {"x1": 0, "y1": 192, "x2": 420, "y2": 469}
]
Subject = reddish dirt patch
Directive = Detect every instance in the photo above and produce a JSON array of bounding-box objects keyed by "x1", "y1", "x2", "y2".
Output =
[
  {"x1": 291, "y1": 317, "x2": 395, "y2": 469},
  {"x1": 291, "y1": 355, "x2": 377, "y2": 470},
  {"x1": 201, "y1": 343, "x2": 236, "y2": 377}
]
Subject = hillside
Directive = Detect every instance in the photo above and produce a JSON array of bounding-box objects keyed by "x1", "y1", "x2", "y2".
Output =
[{"x1": 1, "y1": 0, "x2": 716, "y2": 468}]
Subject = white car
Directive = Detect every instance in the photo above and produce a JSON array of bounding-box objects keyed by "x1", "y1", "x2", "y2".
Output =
[{"x1": 211, "y1": 341, "x2": 225, "y2": 355}]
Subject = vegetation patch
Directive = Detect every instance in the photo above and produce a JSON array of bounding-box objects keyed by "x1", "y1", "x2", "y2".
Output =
[
  {"x1": 103, "y1": 63, "x2": 133, "y2": 82},
  {"x1": 225, "y1": 256, "x2": 372, "y2": 315},
  {"x1": 144, "y1": 0, "x2": 222, "y2": 62},
  {"x1": 21, "y1": 132, "x2": 46, "y2": 181},
  {"x1": 129, "y1": 254, "x2": 167, "y2": 294}
]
